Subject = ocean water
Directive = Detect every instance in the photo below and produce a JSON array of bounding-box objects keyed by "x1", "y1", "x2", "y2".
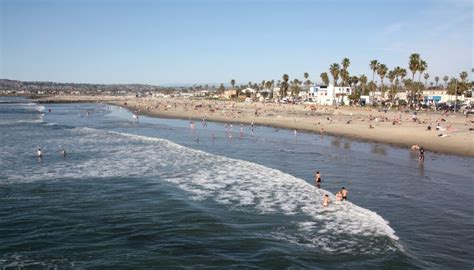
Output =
[{"x1": 0, "y1": 97, "x2": 473, "y2": 269}]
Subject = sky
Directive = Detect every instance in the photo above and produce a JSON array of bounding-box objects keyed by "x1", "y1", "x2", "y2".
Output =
[{"x1": 1, "y1": 0, "x2": 472, "y2": 85}]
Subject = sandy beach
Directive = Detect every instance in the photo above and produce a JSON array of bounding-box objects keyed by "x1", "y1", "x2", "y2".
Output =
[{"x1": 36, "y1": 95, "x2": 474, "y2": 157}]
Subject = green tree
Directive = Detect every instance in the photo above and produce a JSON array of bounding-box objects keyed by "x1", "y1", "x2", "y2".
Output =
[
  {"x1": 409, "y1": 53, "x2": 420, "y2": 103},
  {"x1": 329, "y1": 63, "x2": 340, "y2": 86},
  {"x1": 219, "y1": 83, "x2": 225, "y2": 93},
  {"x1": 359, "y1": 74, "x2": 368, "y2": 95},
  {"x1": 320, "y1": 72, "x2": 330, "y2": 85},
  {"x1": 443, "y1": 75, "x2": 449, "y2": 88},
  {"x1": 388, "y1": 70, "x2": 396, "y2": 101},
  {"x1": 350, "y1": 76, "x2": 359, "y2": 91},
  {"x1": 303, "y1": 72, "x2": 309, "y2": 89},
  {"x1": 280, "y1": 74, "x2": 289, "y2": 98},
  {"x1": 370, "y1": 60, "x2": 379, "y2": 92},
  {"x1": 418, "y1": 60, "x2": 427, "y2": 91},
  {"x1": 460, "y1": 71, "x2": 468, "y2": 82},
  {"x1": 434, "y1": 76, "x2": 439, "y2": 88},
  {"x1": 377, "y1": 64, "x2": 388, "y2": 97},
  {"x1": 231, "y1": 79, "x2": 236, "y2": 89},
  {"x1": 341, "y1": 58, "x2": 351, "y2": 86},
  {"x1": 424, "y1": 73, "x2": 430, "y2": 87},
  {"x1": 291, "y1": 79, "x2": 300, "y2": 97}
]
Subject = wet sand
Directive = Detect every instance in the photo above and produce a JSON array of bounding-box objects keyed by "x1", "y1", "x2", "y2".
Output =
[{"x1": 36, "y1": 95, "x2": 474, "y2": 157}]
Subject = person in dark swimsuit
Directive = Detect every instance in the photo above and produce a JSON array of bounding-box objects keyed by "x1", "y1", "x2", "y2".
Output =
[
  {"x1": 315, "y1": 171, "x2": 321, "y2": 185},
  {"x1": 419, "y1": 147, "x2": 425, "y2": 162},
  {"x1": 341, "y1": 187, "x2": 348, "y2": 201}
]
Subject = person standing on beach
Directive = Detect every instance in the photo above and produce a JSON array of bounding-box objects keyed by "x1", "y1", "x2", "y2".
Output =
[{"x1": 341, "y1": 187, "x2": 348, "y2": 201}]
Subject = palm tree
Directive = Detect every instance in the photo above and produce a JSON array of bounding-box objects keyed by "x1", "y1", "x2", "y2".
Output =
[
  {"x1": 329, "y1": 63, "x2": 340, "y2": 86},
  {"x1": 370, "y1": 60, "x2": 379, "y2": 88},
  {"x1": 350, "y1": 76, "x2": 359, "y2": 91},
  {"x1": 231, "y1": 79, "x2": 236, "y2": 89},
  {"x1": 443, "y1": 75, "x2": 449, "y2": 88},
  {"x1": 418, "y1": 60, "x2": 427, "y2": 88},
  {"x1": 409, "y1": 53, "x2": 420, "y2": 103},
  {"x1": 377, "y1": 64, "x2": 388, "y2": 97},
  {"x1": 219, "y1": 83, "x2": 225, "y2": 93},
  {"x1": 434, "y1": 76, "x2": 439, "y2": 88},
  {"x1": 388, "y1": 70, "x2": 396, "y2": 101},
  {"x1": 399, "y1": 68, "x2": 407, "y2": 89},
  {"x1": 304, "y1": 72, "x2": 309, "y2": 89},
  {"x1": 329, "y1": 63, "x2": 341, "y2": 104},
  {"x1": 280, "y1": 74, "x2": 289, "y2": 98},
  {"x1": 424, "y1": 73, "x2": 430, "y2": 87},
  {"x1": 291, "y1": 79, "x2": 300, "y2": 97},
  {"x1": 342, "y1": 58, "x2": 350, "y2": 86},
  {"x1": 460, "y1": 71, "x2": 468, "y2": 82},
  {"x1": 265, "y1": 81, "x2": 272, "y2": 89},
  {"x1": 359, "y1": 74, "x2": 368, "y2": 95},
  {"x1": 320, "y1": 72, "x2": 330, "y2": 85}
]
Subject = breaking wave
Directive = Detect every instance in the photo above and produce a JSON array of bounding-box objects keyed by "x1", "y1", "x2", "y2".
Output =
[{"x1": 3, "y1": 127, "x2": 400, "y2": 255}]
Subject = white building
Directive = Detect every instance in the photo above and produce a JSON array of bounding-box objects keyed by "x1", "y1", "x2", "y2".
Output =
[{"x1": 308, "y1": 84, "x2": 353, "y2": 105}]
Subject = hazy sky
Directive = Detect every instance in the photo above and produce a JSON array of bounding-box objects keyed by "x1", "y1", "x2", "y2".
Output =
[{"x1": 1, "y1": 0, "x2": 472, "y2": 85}]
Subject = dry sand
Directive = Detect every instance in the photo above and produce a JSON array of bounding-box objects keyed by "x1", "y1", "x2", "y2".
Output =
[{"x1": 37, "y1": 95, "x2": 474, "y2": 157}]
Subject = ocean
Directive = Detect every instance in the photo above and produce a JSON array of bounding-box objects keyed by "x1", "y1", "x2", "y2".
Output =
[{"x1": 0, "y1": 97, "x2": 472, "y2": 269}]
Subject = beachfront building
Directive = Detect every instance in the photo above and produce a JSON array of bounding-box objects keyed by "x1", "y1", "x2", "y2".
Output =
[
  {"x1": 222, "y1": 89, "x2": 237, "y2": 99},
  {"x1": 241, "y1": 87, "x2": 257, "y2": 98},
  {"x1": 420, "y1": 89, "x2": 463, "y2": 104},
  {"x1": 308, "y1": 84, "x2": 353, "y2": 105}
]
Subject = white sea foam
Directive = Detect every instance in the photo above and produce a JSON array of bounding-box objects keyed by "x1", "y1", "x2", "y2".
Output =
[{"x1": 4, "y1": 127, "x2": 399, "y2": 254}]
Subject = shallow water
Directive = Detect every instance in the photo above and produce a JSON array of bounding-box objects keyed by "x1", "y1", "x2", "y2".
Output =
[{"x1": 0, "y1": 97, "x2": 473, "y2": 269}]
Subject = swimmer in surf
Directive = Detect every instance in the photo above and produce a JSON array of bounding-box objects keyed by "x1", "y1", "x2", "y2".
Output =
[
  {"x1": 323, "y1": 194, "x2": 330, "y2": 207},
  {"x1": 419, "y1": 147, "x2": 425, "y2": 162},
  {"x1": 341, "y1": 187, "x2": 348, "y2": 201},
  {"x1": 315, "y1": 171, "x2": 321, "y2": 185},
  {"x1": 37, "y1": 148, "x2": 42, "y2": 157}
]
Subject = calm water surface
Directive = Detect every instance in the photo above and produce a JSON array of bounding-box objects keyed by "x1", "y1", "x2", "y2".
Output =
[{"x1": 0, "y1": 97, "x2": 472, "y2": 269}]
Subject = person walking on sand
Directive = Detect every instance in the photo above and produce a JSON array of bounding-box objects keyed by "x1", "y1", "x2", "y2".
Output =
[
  {"x1": 341, "y1": 187, "x2": 348, "y2": 201},
  {"x1": 323, "y1": 194, "x2": 330, "y2": 207}
]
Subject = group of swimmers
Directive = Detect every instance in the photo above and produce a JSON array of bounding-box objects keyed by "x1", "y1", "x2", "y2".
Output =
[
  {"x1": 410, "y1": 144, "x2": 425, "y2": 162},
  {"x1": 316, "y1": 171, "x2": 349, "y2": 207},
  {"x1": 36, "y1": 148, "x2": 66, "y2": 158}
]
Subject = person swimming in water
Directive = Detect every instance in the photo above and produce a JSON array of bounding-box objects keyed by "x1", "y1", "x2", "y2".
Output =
[
  {"x1": 323, "y1": 194, "x2": 330, "y2": 207},
  {"x1": 37, "y1": 148, "x2": 42, "y2": 157},
  {"x1": 60, "y1": 148, "x2": 66, "y2": 156},
  {"x1": 419, "y1": 147, "x2": 425, "y2": 162},
  {"x1": 335, "y1": 191, "x2": 342, "y2": 201},
  {"x1": 341, "y1": 187, "x2": 348, "y2": 201},
  {"x1": 315, "y1": 171, "x2": 321, "y2": 185}
]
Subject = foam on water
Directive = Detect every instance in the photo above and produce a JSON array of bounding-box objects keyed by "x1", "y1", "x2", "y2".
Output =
[{"x1": 3, "y1": 127, "x2": 400, "y2": 255}]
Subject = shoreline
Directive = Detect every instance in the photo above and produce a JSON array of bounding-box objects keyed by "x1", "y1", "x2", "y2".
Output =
[{"x1": 33, "y1": 95, "x2": 474, "y2": 157}]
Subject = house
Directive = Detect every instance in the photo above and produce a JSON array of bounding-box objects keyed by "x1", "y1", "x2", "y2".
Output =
[
  {"x1": 308, "y1": 84, "x2": 353, "y2": 105},
  {"x1": 222, "y1": 89, "x2": 237, "y2": 99},
  {"x1": 421, "y1": 89, "x2": 454, "y2": 104},
  {"x1": 241, "y1": 88, "x2": 257, "y2": 97}
]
